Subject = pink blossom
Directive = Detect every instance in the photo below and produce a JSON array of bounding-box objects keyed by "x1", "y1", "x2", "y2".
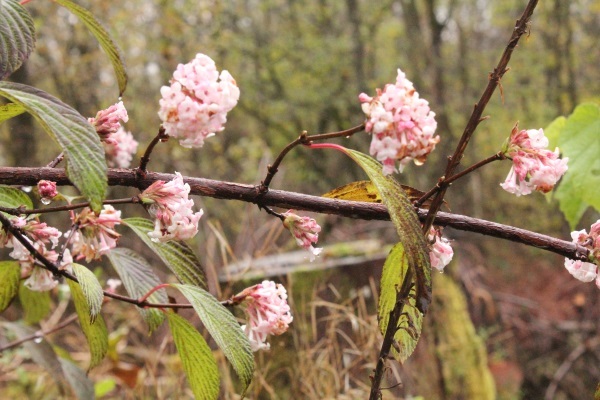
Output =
[
  {"x1": 500, "y1": 125, "x2": 568, "y2": 196},
  {"x1": 360, "y1": 69, "x2": 439, "y2": 174},
  {"x1": 235, "y1": 280, "x2": 293, "y2": 352},
  {"x1": 20, "y1": 246, "x2": 73, "y2": 292},
  {"x1": 158, "y1": 53, "x2": 240, "y2": 148},
  {"x1": 103, "y1": 127, "x2": 139, "y2": 168},
  {"x1": 428, "y1": 227, "x2": 453, "y2": 272},
  {"x1": 282, "y1": 211, "x2": 322, "y2": 261},
  {"x1": 0, "y1": 217, "x2": 62, "y2": 262},
  {"x1": 139, "y1": 172, "x2": 203, "y2": 242},
  {"x1": 37, "y1": 180, "x2": 58, "y2": 200},
  {"x1": 89, "y1": 101, "x2": 129, "y2": 141},
  {"x1": 71, "y1": 205, "x2": 122, "y2": 262},
  {"x1": 564, "y1": 221, "x2": 600, "y2": 287}
]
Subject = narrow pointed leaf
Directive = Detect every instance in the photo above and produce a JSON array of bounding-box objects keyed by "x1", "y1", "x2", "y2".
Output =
[
  {"x1": 0, "y1": 102, "x2": 26, "y2": 123},
  {"x1": 0, "y1": 83, "x2": 107, "y2": 212},
  {"x1": 107, "y1": 248, "x2": 167, "y2": 333},
  {"x1": 0, "y1": 261, "x2": 20, "y2": 312},
  {"x1": 19, "y1": 283, "x2": 51, "y2": 324},
  {"x1": 0, "y1": 0, "x2": 36, "y2": 79},
  {"x1": 71, "y1": 263, "x2": 103, "y2": 324},
  {"x1": 344, "y1": 148, "x2": 431, "y2": 313},
  {"x1": 123, "y1": 218, "x2": 207, "y2": 288},
  {"x1": 0, "y1": 184, "x2": 33, "y2": 210},
  {"x1": 378, "y1": 243, "x2": 423, "y2": 362},
  {"x1": 58, "y1": 358, "x2": 96, "y2": 400},
  {"x1": 172, "y1": 284, "x2": 253, "y2": 393},
  {"x1": 167, "y1": 312, "x2": 220, "y2": 400},
  {"x1": 67, "y1": 278, "x2": 108, "y2": 370},
  {"x1": 54, "y1": 0, "x2": 127, "y2": 96}
]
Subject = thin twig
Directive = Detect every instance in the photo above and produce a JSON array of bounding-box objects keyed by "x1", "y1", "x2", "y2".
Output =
[
  {"x1": 0, "y1": 313, "x2": 78, "y2": 352},
  {"x1": 46, "y1": 152, "x2": 64, "y2": 168},
  {"x1": 0, "y1": 197, "x2": 139, "y2": 216},
  {"x1": 421, "y1": 0, "x2": 539, "y2": 233},
  {"x1": 138, "y1": 126, "x2": 168, "y2": 176},
  {"x1": 260, "y1": 124, "x2": 365, "y2": 190}
]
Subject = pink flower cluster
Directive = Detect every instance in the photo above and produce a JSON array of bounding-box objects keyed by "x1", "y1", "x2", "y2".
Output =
[
  {"x1": 0, "y1": 215, "x2": 68, "y2": 291},
  {"x1": 428, "y1": 227, "x2": 453, "y2": 272},
  {"x1": 158, "y1": 53, "x2": 240, "y2": 148},
  {"x1": 103, "y1": 127, "x2": 139, "y2": 168},
  {"x1": 139, "y1": 172, "x2": 203, "y2": 242},
  {"x1": 564, "y1": 220, "x2": 600, "y2": 288},
  {"x1": 359, "y1": 69, "x2": 439, "y2": 175},
  {"x1": 282, "y1": 211, "x2": 322, "y2": 261},
  {"x1": 71, "y1": 205, "x2": 122, "y2": 262},
  {"x1": 89, "y1": 101, "x2": 129, "y2": 140},
  {"x1": 500, "y1": 125, "x2": 568, "y2": 196},
  {"x1": 236, "y1": 280, "x2": 293, "y2": 352}
]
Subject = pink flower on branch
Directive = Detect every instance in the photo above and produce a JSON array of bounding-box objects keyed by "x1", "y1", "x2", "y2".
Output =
[
  {"x1": 20, "y1": 246, "x2": 73, "y2": 292},
  {"x1": 282, "y1": 210, "x2": 322, "y2": 261},
  {"x1": 139, "y1": 172, "x2": 203, "y2": 242},
  {"x1": 500, "y1": 124, "x2": 568, "y2": 196},
  {"x1": 0, "y1": 216, "x2": 62, "y2": 262},
  {"x1": 37, "y1": 180, "x2": 58, "y2": 202},
  {"x1": 158, "y1": 53, "x2": 240, "y2": 148},
  {"x1": 71, "y1": 205, "x2": 122, "y2": 262},
  {"x1": 564, "y1": 220, "x2": 600, "y2": 289},
  {"x1": 428, "y1": 227, "x2": 453, "y2": 272},
  {"x1": 103, "y1": 127, "x2": 139, "y2": 168},
  {"x1": 235, "y1": 280, "x2": 293, "y2": 352},
  {"x1": 360, "y1": 69, "x2": 439, "y2": 175},
  {"x1": 89, "y1": 101, "x2": 129, "y2": 141}
]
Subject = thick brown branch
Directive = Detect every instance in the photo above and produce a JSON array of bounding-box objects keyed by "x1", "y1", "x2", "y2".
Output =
[{"x1": 0, "y1": 167, "x2": 588, "y2": 262}]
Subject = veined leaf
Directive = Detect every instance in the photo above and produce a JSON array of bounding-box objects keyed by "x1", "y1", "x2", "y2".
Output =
[
  {"x1": 71, "y1": 263, "x2": 104, "y2": 323},
  {"x1": 553, "y1": 103, "x2": 600, "y2": 228},
  {"x1": 378, "y1": 243, "x2": 423, "y2": 362},
  {"x1": 107, "y1": 248, "x2": 167, "y2": 333},
  {"x1": 19, "y1": 283, "x2": 51, "y2": 324},
  {"x1": 67, "y1": 278, "x2": 108, "y2": 370},
  {"x1": 0, "y1": 0, "x2": 35, "y2": 79},
  {"x1": 0, "y1": 83, "x2": 107, "y2": 212},
  {"x1": 53, "y1": 0, "x2": 127, "y2": 96},
  {"x1": 171, "y1": 284, "x2": 254, "y2": 394},
  {"x1": 0, "y1": 102, "x2": 26, "y2": 124},
  {"x1": 0, "y1": 261, "x2": 21, "y2": 312},
  {"x1": 0, "y1": 184, "x2": 33, "y2": 210},
  {"x1": 167, "y1": 312, "x2": 220, "y2": 400},
  {"x1": 343, "y1": 148, "x2": 431, "y2": 313},
  {"x1": 123, "y1": 218, "x2": 207, "y2": 288}
]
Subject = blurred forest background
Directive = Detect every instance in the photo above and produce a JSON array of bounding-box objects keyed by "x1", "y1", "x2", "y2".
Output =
[{"x1": 1, "y1": 0, "x2": 600, "y2": 399}]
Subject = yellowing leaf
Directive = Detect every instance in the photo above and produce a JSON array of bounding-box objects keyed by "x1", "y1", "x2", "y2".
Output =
[{"x1": 0, "y1": 261, "x2": 21, "y2": 312}]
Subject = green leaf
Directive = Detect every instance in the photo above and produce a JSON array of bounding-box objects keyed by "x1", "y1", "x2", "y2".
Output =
[
  {"x1": 0, "y1": 102, "x2": 26, "y2": 124},
  {"x1": 67, "y1": 278, "x2": 108, "y2": 370},
  {"x1": 123, "y1": 218, "x2": 207, "y2": 288},
  {"x1": 171, "y1": 284, "x2": 254, "y2": 393},
  {"x1": 0, "y1": 0, "x2": 36, "y2": 79},
  {"x1": 343, "y1": 148, "x2": 432, "y2": 313},
  {"x1": 544, "y1": 115, "x2": 566, "y2": 150},
  {"x1": 0, "y1": 184, "x2": 33, "y2": 210},
  {"x1": 19, "y1": 283, "x2": 51, "y2": 324},
  {"x1": 0, "y1": 83, "x2": 107, "y2": 212},
  {"x1": 107, "y1": 248, "x2": 167, "y2": 333},
  {"x1": 0, "y1": 261, "x2": 21, "y2": 312},
  {"x1": 71, "y1": 263, "x2": 104, "y2": 324},
  {"x1": 554, "y1": 103, "x2": 600, "y2": 228},
  {"x1": 167, "y1": 312, "x2": 220, "y2": 400},
  {"x1": 59, "y1": 357, "x2": 96, "y2": 400},
  {"x1": 378, "y1": 243, "x2": 423, "y2": 362},
  {"x1": 54, "y1": 0, "x2": 127, "y2": 96}
]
